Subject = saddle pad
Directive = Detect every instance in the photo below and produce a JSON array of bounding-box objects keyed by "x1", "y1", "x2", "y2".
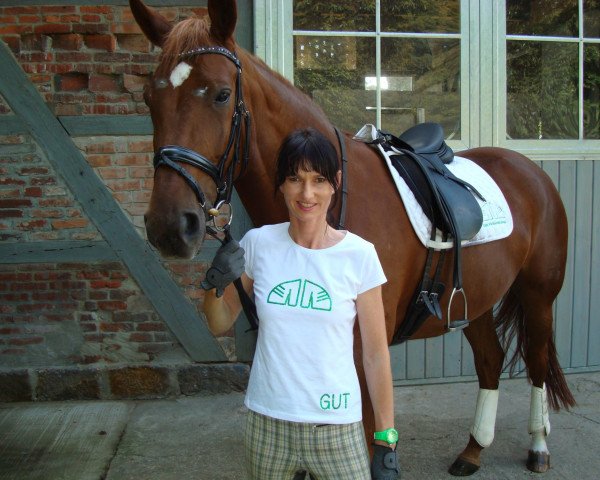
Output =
[{"x1": 354, "y1": 125, "x2": 513, "y2": 249}]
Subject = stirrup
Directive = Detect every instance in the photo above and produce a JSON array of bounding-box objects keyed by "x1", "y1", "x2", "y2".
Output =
[{"x1": 447, "y1": 287, "x2": 469, "y2": 331}]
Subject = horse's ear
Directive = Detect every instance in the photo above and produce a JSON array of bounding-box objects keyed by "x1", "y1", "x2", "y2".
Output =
[
  {"x1": 129, "y1": 0, "x2": 172, "y2": 47},
  {"x1": 208, "y1": 0, "x2": 237, "y2": 45}
]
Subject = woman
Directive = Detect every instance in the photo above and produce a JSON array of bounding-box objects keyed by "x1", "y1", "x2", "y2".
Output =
[{"x1": 202, "y1": 128, "x2": 399, "y2": 480}]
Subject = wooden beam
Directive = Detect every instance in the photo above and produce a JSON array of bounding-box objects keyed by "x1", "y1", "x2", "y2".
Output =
[
  {"x1": 0, "y1": 40, "x2": 226, "y2": 362},
  {"x1": 0, "y1": 240, "x2": 221, "y2": 264}
]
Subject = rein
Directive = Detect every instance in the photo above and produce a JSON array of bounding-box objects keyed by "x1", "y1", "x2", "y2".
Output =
[{"x1": 153, "y1": 45, "x2": 251, "y2": 232}]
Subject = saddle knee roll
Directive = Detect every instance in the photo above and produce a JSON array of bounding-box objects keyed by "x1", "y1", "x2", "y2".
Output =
[{"x1": 470, "y1": 388, "x2": 499, "y2": 448}]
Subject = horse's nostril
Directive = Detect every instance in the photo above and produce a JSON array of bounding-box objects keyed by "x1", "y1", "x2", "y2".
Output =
[{"x1": 182, "y1": 211, "x2": 201, "y2": 238}]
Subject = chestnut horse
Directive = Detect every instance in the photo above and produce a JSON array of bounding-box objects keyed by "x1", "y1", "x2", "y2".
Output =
[{"x1": 130, "y1": 0, "x2": 575, "y2": 475}]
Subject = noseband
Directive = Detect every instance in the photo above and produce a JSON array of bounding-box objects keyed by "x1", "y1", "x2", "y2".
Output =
[{"x1": 152, "y1": 46, "x2": 251, "y2": 231}]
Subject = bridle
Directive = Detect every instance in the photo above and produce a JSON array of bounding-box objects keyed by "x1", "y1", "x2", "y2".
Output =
[{"x1": 152, "y1": 45, "x2": 251, "y2": 234}]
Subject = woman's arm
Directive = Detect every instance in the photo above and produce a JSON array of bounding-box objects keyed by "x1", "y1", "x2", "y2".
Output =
[
  {"x1": 356, "y1": 285, "x2": 395, "y2": 447},
  {"x1": 203, "y1": 273, "x2": 253, "y2": 336}
]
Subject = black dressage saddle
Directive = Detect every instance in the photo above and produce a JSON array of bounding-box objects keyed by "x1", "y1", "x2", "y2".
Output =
[{"x1": 371, "y1": 123, "x2": 486, "y2": 342}]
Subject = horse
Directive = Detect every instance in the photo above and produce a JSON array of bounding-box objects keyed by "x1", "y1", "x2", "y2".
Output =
[{"x1": 130, "y1": 0, "x2": 576, "y2": 475}]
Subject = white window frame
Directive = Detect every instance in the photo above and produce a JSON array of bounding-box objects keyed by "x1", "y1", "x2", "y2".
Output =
[{"x1": 254, "y1": 0, "x2": 600, "y2": 159}]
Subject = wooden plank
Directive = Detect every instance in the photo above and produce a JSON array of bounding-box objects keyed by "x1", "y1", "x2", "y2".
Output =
[
  {"x1": 443, "y1": 330, "x2": 462, "y2": 378},
  {"x1": 0, "y1": 241, "x2": 117, "y2": 263},
  {"x1": 406, "y1": 339, "x2": 425, "y2": 380},
  {"x1": 589, "y1": 162, "x2": 600, "y2": 366},
  {"x1": 0, "y1": 40, "x2": 226, "y2": 362},
  {"x1": 59, "y1": 116, "x2": 152, "y2": 137},
  {"x1": 0, "y1": 115, "x2": 27, "y2": 135},
  {"x1": 390, "y1": 342, "x2": 407, "y2": 381},
  {"x1": 425, "y1": 336, "x2": 443, "y2": 378},
  {"x1": 555, "y1": 161, "x2": 576, "y2": 368},
  {"x1": 571, "y1": 161, "x2": 593, "y2": 367}
]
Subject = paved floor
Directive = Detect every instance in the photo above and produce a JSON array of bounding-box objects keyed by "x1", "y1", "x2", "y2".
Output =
[{"x1": 0, "y1": 371, "x2": 598, "y2": 480}]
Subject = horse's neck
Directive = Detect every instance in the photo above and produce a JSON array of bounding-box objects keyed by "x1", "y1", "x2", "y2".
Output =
[{"x1": 235, "y1": 51, "x2": 335, "y2": 226}]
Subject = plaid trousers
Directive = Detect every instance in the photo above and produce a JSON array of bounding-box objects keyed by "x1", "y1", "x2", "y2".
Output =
[{"x1": 244, "y1": 410, "x2": 371, "y2": 480}]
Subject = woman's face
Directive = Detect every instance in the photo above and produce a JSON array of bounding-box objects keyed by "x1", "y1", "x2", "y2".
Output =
[{"x1": 279, "y1": 168, "x2": 337, "y2": 224}]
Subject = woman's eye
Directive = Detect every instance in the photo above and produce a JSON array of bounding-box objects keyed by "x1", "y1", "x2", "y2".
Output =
[
  {"x1": 215, "y1": 89, "x2": 231, "y2": 104},
  {"x1": 316, "y1": 177, "x2": 326, "y2": 183}
]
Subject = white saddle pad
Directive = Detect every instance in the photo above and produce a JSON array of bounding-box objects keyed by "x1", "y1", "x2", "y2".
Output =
[{"x1": 354, "y1": 124, "x2": 513, "y2": 250}]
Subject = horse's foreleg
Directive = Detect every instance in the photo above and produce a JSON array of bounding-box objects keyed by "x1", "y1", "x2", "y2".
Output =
[{"x1": 449, "y1": 309, "x2": 504, "y2": 476}]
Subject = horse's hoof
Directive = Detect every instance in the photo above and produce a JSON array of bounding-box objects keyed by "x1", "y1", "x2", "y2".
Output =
[
  {"x1": 448, "y1": 457, "x2": 480, "y2": 476},
  {"x1": 527, "y1": 450, "x2": 550, "y2": 473}
]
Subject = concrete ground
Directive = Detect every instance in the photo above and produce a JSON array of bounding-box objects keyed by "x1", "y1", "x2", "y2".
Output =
[{"x1": 0, "y1": 371, "x2": 598, "y2": 480}]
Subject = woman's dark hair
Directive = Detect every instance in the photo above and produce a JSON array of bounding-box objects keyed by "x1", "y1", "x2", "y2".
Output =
[{"x1": 275, "y1": 128, "x2": 339, "y2": 191}]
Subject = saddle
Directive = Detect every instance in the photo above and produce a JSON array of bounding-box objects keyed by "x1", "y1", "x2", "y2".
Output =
[{"x1": 364, "y1": 123, "x2": 485, "y2": 343}]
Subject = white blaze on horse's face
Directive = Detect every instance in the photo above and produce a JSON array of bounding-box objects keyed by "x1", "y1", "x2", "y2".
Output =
[{"x1": 169, "y1": 61, "x2": 193, "y2": 88}]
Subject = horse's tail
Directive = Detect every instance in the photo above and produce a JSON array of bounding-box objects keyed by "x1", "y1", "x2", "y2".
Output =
[{"x1": 495, "y1": 285, "x2": 576, "y2": 411}]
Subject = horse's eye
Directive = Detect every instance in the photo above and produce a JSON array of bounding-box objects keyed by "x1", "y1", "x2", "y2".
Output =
[{"x1": 215, "y1": 89, "x2": 231, "y2": 104}]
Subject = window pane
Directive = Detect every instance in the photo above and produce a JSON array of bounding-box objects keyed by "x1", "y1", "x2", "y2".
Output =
[
  {"x1": 293, "y1": 0, "x2": 375, "y2": 32},
  {"x1": 294, "y1": 36, "x2": 376, "y2": 132},
  {"x1": 507, "y1": 41, "x2": 578, "y2": 139},
  {"x1": 380, "y1": 38, "x2": 460, "y2": 138},
  {"x1": 584, "y1": 0, "x2": 600, "y2": 37},
  {"x1": 380, "y1": 0, "x2": 460, "y2": 33},
  {"x1": 507, "y1": 0, "x2": 578, "y2": 37},
  {"x1": 584, "y1": 43, "x2": 600, "y2": 138}
]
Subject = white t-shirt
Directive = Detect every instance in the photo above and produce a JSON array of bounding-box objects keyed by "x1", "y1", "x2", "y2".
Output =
[{"x1": 240, "y1": 222, "x2": 387, "y2": 424}]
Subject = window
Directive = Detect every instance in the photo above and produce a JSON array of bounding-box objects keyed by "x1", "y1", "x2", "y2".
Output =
[
  {"x1": 505, "y1": 0, "x2": 600, "y2": 140},
  {"x1": 254, "y1": 1, "x2": 600, "y2": 155},
  {"x1": 292, "y1": 1, "x2": 462, "y2": 139}
]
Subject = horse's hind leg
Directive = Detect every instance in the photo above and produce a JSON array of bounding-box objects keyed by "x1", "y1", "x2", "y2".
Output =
[
  {"x1": 511, "y1": 281, "x2": 556, "y2": 473},
  {"x1": 448, "y1": 309, "x2": 504, "y2": 476}
]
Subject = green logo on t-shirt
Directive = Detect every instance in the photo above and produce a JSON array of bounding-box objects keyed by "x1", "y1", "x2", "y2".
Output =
[{"x1": 267, "y1": 279, "x2": 332, "y2": 311}]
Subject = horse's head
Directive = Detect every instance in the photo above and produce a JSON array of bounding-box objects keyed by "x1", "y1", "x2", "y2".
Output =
[{"x1": 131, "y1": 0, "x2": 247, "y2": 258}]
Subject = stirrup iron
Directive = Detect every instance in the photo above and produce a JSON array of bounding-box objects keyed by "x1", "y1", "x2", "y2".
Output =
[{"x1": 447, "y1": 287, "x2": 469, "y2": 331}]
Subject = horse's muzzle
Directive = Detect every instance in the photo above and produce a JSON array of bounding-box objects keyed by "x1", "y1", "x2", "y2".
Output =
[{"x1": 144, "y1": 208, "x2": 205, "y2": 259}]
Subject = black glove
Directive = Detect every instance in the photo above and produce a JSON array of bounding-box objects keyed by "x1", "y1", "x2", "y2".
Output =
[
  {"x1": 371, "y1": 444, "x2": 400, "y2": 480},
  {"x1": 201, "y1": 239, "x2": 245, "y2": 297}
]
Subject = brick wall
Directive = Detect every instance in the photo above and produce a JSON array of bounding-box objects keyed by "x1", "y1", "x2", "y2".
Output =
[
  {"x1": 0, "y1": 4, "x2": 207, "y2": 115},
  {"x1": 0, "y1": 4, "x2": 246, "y2": 401}
]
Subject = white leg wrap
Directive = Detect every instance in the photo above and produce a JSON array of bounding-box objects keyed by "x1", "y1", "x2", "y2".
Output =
[
  {"x1": 470, "y1": 388, "x2": 499, "y2": 448},
  {"x1": 529, "y1": 384, "x2": 551, "y2": 436}
]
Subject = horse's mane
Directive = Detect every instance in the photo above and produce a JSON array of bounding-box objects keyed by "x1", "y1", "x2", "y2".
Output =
[{"x1": 160, "y1": 16, "x2": 211, "y2": 71}]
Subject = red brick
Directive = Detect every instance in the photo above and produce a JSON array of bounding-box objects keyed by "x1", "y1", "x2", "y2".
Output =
[
  {"x1": 59, "y1": 15, "x2": 81, "y2": 23},
  {"x1": 55, "y1": 51, "x2": 92, "y2": 63},
  {"x1": 81, "y1": 14, "x2": 102, "y2": 23},
  {"x1": 55, "y1": 72, "x2": 89, "y2": 92},
  {"x1": 30, "y1": 177, "x2": 56, "y2": 186},
  {"x1": 0, "y1": 25, "x2": 32, "y2": 35},
  {"x1": 83, "y1": 34, "x2": 116, "y2": 52},
  {"x1": 98, "y1": 301, "x2": 127, "y2": 311},
  {"x1": 41, "y1": 6, "x2": 76, "y2": 14},
  {"x1": 90, "y1": 280, "x2": 122, "y2": 289},
  {"x1": 129, "y1": 332, "x2": 152, "y2": 342},
  {"x1": 18, "y1": 15, "x2": 42, "y2": 23},
  {"x1": 0, "y1": 177, "x2": 26, "y2": 186},
  {"x1": 51, "y1": 33, "x2": 83, "y2": 51},
  {"x1": 2, "y1": 35, "x2": 20, "y2": 53},
  {"x1": 72, "y1": 24, "x2": 109, "y2": 35},
  {"x1": 0, "y1": 210, "x2": 23, "y2": 219},
  {"x1": 24, "y1": 187, "x2": 43, "y2": 197},
  {"x1": 17, "y1": 219, "x2": 47, "y2": 230},
  {"x1": 19, "y1": 167, "x2": 49, "y2": 175},
  {"x1": 80, "y1": 6, "x2": 112, "y2": 14},
  {"x1": 116, "y1": 34, "x2": 152, "y2": 53},
  {"x1": 51, "y1": 219, "x2": 89, "y2": 229},
  {"x1": 4, "y1": 7, "x2": 39, "y2": 15},
  {"x1": 0, "y1": 199, "x2": 32, "y2": 208},
  {"x1": 87, "y1": 155, "x2": 112, "y2": 167},
  {"x1": 89, "y1": 74, "x2": 122, "y2": 93},
  {"x1": 34, "y1": 24, "x2": 71, "y2": 35}
]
